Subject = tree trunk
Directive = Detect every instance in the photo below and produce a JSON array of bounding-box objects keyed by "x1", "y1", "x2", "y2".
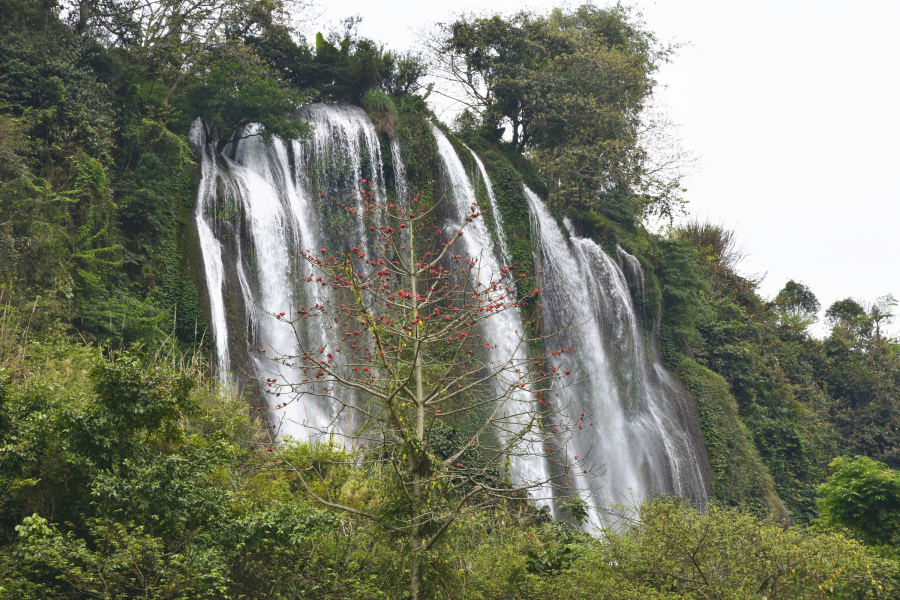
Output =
[
  {"x1": 410, "y1": 528, "x2": 422, "y2": 600},
  {"x1": 409, "y1": 241, "x2": 424, "y2": 600},
  {"x1": 511, "y1": 116, "x2": 520, "y2": 152},
  {"x1": 519, "y1": 119, "x2": 529, "y2": 154},
  {"x1": 76, "y1": 0, "x2": 90, "y2": 35}
]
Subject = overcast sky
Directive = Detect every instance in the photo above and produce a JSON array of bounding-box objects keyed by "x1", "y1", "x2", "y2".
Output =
[{"x1": 312, "y1": 0, "x2": 900, "y2": 336}]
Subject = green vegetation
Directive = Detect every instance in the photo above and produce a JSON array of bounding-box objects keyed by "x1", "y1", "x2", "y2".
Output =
[
  {"x1": 1, "y1": 335, "x2": 897, "y2": 598},
  {"x1": 817, "y1": 456, "x2": 900, "y2": 551},
  {"x1": 433, "y1": 4, "x2": 685, "y2": 219},
  {"x1": 667, "y1": 220, "x2": 900, "y2": 524},
  {"x1": 677, "y1": 358, "x2": 787, "y2": 520},
  {"x1": 0, "y1": 0, "x2": 429, "y2": 348},
  {"x1": 0, "y1": 337, "x2": 388, "y2": 598}
]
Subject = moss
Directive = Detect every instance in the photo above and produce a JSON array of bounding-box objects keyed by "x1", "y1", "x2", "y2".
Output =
[
  {"x1": 494, "y1": 145, "x2": 548, "y2": 201},
  {"x1": 161, "y1": 151, "x2": 207, "y2": 346},
  {"x1": 476, "y1": 150, "x2": 543, "y2": 346},
  {"x1": 396, "y1": 107, "x2": 438, "y2": 200},
  {"x1": 176, "y1": 199, "x2": 209, "y2": 346},
  {"x1": 676, "y1": 357, "x2": 789, "y2": 522}
]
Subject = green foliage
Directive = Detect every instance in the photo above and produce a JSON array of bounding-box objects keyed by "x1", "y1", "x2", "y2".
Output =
[
  {"x1": 454, "y1": 496, "x2": 898, "y2": 600},
  {"x1": 524, "y1": 522, "x2": 583, "y2": 575},
  {"x1": 14, "y1": 515, "x2": 231, "y2": 599},
  {"x1": 177, "y1": 57, "x2": 310, "y2": 152},
  {"x1": 360, "y1": 87, "x2": 398, "y2": 136},
  {"x1": 663, "y1": 219, "x2": 900, "y2": 525},
  {"x1": 594, "y1": 496, "x2": 898, "y2": 599},
  {"x1": 827, "y1": 294, "x2": 899, "y2": 341},
  {"x1": 117, "y1": 120, "x2": 207, "y2": 345},
  {"x1": 823, "y1": 302, "x2": 900, "y2": 468},
  {"x1": 827, "y1": 298, "x2": 871, "y2": 335},
  {"x1": 677, "y1": 358, "x2": 786, "y2": 519},
  {"x1": 689, "y1": 286, "x2": 833, "y2": 523},
  {"x1": 817, "y1": 456, "x2": 900, "y2": 548},
  {"x1": 0, "y1": 348, "x2": 200, "y2": 535},
  {"x1": 0, "y1": 8, "x2": 210, "y2": 347},
  {"x1": 250, "y1": 16, "x2": 428, "y2": 106},
  {"x1": 476, "y1": 149, "x2": 542, "y2": 335},
  {"x1": 775, "y1": 279, "x2": 821, "y2": 334},
  {"x1": 0, "y1": 24, "x2": 115, "y2": 166},
  {"x1": 650, "y1": 237, "x2": 708, "y2": 368},
  {"x1": 674, "y1": 219, "x2": 746, "y2": 273},
  {"x1": 91, "y1": 353, "x2": 195, "y2": 438},
  {"x1": 394, "y1": 102, "x2": 438, "y2": 199},
  {"x1": 0, "y1": 338, "x2": 384, "y2": 599},
  {"x1": 871, "y1": 295, "x2": 898, "y2": 337},
  {"x1": 310, "y1": 18, "x2": 427, "y2": 103},
  {"x1": 0, "y1": 17, "x2": 122, "y2": 315},
  {"x1": 435, "y1": 4, "x2": 685, "y2": 220},
  {"x1": 0, "y1": 319, "x2": 898, "y2": 599},
  {"x1": 777, "y1": 279, "x2": 821, "y2": 316}
]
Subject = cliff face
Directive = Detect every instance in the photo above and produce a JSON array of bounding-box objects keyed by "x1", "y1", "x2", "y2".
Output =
[{"x1": 191, "y1": 105, "x2": 714, "y2": 524}]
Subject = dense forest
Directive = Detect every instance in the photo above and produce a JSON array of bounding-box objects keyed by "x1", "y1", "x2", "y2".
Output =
[{"x1": 1, "y1": 0, "x2": 899, "y2": 597}]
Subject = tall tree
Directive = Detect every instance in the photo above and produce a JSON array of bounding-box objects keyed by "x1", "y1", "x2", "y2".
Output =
[
  {"x1": 428, "y1": 4, "x2": 689, "y2": 220},
  {"x1": 257, "y1": 182, "x2": 591, "y2": 599}
]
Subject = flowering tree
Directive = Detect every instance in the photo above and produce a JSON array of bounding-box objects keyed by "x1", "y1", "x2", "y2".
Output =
[{"x1": 254, "y1": 181, "x2": 592, "y2": 599}]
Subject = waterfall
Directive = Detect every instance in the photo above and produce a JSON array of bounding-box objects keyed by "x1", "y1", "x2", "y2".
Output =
[
  {"x1": 525, "y1": 187, "x2": 711, "y2": 525},
  {"x1": 432, "y1": 127, "x2": 552, "y2": 509},
  {"x1": 192, "y1": 104, "x2": 709, "y2": 525},
  {"x1": 189, "y1": 121, "x2": 231, "y2": 379},
  {"x1": 390, "y1": 137, "x2": 409, "y2": 206},
  {"x1": 617, "y1": 244, "x2": 645, "y2": 303},
  {"x1": 463, "y1": 143, "x2": 511, "y2": 265},
  {"x1": 193, "y1": 104, "x2": 395, "y2": 442}
]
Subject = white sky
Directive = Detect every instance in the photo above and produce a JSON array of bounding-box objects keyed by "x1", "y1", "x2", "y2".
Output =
[{"x1": 312, "y1": 0, "x2": 900, "y2": 336}]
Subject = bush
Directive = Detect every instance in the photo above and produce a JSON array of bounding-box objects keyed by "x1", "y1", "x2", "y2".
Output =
[
  {"x1": 818, "y1": 456, "x2": 900, "y2": 549},
  {"x1": 0, "y1": 340, "x2": 385, "y2": 599},
  {"x1": 595, "y1": 496, "x2": 898, "y2": 599}
]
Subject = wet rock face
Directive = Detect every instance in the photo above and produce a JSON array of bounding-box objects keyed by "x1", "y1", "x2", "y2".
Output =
[
  {"x1": 527, "y1": 188, "x2": 711, "y2": 524},
  {"x1": 192, "y1": 105, "x2": 711, "y2": 527},
  {"x1": 193, "y1": 104, "x2": 389, "y2": 441}
]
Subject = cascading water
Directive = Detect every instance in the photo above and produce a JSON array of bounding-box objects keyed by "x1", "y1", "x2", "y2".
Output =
[
  {"x1": 432, "y1": 127, "x2": 552, "y2": 508},
  {"x1": 192, "y1": 105, "x2": 709, "y2": 526},
  {"x1": 390, "y1": 137, "x2": 408, "y2": 207},
  {"x1": 525, "y1": 187, "x2": 711, "y2": 525},
  {"x1": 190, "y1": 120, "x2": 231, "y2": 379},
  {"x1": 617, "y1": 244, "x2": 646, "y2": 302},
  {"x1": 192, "y1": 104, "x2": 401, "y2": 442},
  {"x1": 462, "y1": 143, "x2": 511, "y2": 265}
]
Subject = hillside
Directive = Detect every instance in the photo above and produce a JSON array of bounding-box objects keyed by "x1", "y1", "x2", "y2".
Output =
[{"x1": 1, "y1": 0, "x2": 899, "y2": 597}]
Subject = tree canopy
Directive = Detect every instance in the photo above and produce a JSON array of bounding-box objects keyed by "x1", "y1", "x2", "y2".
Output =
[{"x1": 431, "y1": 4, "x2": 688, "y2": 220}]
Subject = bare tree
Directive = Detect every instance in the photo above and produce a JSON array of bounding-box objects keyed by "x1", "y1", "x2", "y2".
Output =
[{"x1": 252, "y1": 182, "x2": 595, "y2": 599}]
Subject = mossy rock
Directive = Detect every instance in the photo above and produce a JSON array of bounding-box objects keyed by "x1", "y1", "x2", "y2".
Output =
[{"x1": 677, "y1": 357, "x2": 789, "y2": 522}]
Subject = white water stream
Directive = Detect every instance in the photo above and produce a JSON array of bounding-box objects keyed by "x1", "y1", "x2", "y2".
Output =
[
  {"x1": 433, "y1": 127, "x2": 553, "y2": 509},
  {"x1": 526, "y1": 187, "x2": 710, "y2": 525},
  {"x1": 192, "y1": 106, "x2": 709, "y2": 526},
  {"x1": 192, "y1": 105, "x2": 397, "y2": 441}
]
